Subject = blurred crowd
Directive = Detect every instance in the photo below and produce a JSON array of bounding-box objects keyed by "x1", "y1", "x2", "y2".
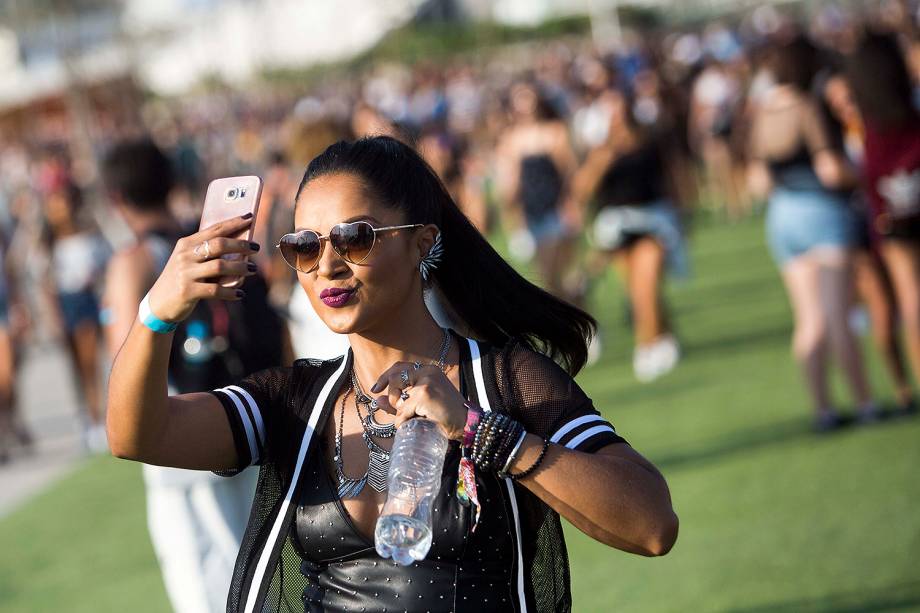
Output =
[{"x1": 2, "y1": 1, "x2": 920, "y2": 461}]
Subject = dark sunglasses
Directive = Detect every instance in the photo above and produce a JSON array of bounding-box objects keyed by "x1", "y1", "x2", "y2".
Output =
[{"x1": 276, "y1": 221, "x2": 424, "y2": 273}]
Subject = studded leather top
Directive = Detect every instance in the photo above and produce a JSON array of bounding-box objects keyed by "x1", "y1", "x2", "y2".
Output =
[
  {"x1": 210, "y1": 335, "x2": 626, "y2": 613},
  {"x1": 292, "y1": 370, "x2": 519, "y2": 613}
]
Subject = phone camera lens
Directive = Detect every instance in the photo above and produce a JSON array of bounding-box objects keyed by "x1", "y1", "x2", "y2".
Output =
[{"x1": 226, "y1": 188, "x2": 239, "y2": 200}]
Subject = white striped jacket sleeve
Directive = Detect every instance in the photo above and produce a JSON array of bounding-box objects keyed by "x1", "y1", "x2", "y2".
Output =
[
  {"x1": 208, "y1": 367, "x2": 290, "y2": 470},
  {"x1": 548, "y1": 412, "x2": 624, "y2": 453}
]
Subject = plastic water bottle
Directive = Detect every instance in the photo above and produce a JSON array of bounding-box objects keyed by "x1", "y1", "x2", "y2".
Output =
[{"x1": 375, "y1": 418, "x2": 448, "y2": 566}]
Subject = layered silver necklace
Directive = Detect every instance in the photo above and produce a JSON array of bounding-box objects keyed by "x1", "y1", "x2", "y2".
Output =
[{"x1": 334, "y1": 328, "x2": 452, "y2": 499}]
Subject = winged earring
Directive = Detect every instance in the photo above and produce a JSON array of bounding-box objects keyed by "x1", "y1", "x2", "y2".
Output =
[{"x1": 419, "y1": 231, "x2": 444, "y2": 283}]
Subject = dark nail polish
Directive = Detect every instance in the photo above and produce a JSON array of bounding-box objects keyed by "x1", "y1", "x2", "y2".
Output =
[
  {"x1": 247, "y1": 262, "x2": 257, "y2": 272},
  {"x1": 241, "y1": 212, "x2": 253, "y2": 220},
  {"x1": 249, "y1": 242, "x2": 260, "y2": 251},
  {"x1": 236, "y1": 289, "x2": 246, "y2": 298}
]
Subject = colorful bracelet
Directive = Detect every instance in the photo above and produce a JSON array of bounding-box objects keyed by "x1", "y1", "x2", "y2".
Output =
[
  {"x1": 138, "y1": 293, "x2": 178, "y2": 334},
  {"x1": 462, "y1": 402, "x2": 483, "y2": 450}
]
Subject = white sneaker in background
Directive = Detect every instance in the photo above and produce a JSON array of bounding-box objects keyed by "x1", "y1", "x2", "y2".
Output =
[
  {"x1": 654, "y1": 334, "x2": 680, "y2": 376},
  {"x1": 633, "y1": 334, "x2": 680, "y2": 383},
  {"x1": 633, "y1": 344, "x2": 656, "y2": 382}
]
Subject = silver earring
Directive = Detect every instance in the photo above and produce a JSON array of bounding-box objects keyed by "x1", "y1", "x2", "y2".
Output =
[{"x1": 419, "y1": 231, "x2": 443, "y2": 282}]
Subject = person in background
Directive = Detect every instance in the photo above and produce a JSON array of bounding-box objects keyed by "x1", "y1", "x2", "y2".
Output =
[
  {"x1": 42, "y1": 178, "x2": 111, "y2": 452},
  {"x1": 819, "y1": 67, "x2": 915, "y2": 412},
  {"x1": 496, "y1": 81, "x2": 580, "y2": 302},
  {"x1": 254, "y1": 150, "x2": 299, "y2": 307},
  {"x1": 689, "y1": 59, "x2": 749, "y2": 220},
  {"x1": 847, "y1": 32, "x2": 920, "y2": 416},
  {"x1": 101, "y1": 138, "x2": 280, "y2": 613},
  {"x1": 747, "y1": 36, "x2": 877, "y2": 431},
  {"x1": 0, "y1": 223, "x2": 32, "y2": 463},
  {"x1": 572, "y1": 87, "x2": 688, "y2": 382}
]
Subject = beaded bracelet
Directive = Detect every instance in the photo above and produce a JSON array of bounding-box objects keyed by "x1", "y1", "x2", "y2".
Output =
[
  {"x1": 508, "y1": 438, "x2": 550, "y2": 481},
  {"x1": 471, "y1": 412, "x2": 498, "y2": 470},
  {"x1": 471, "y1": 411, "x2": 525, "y2": 473},
  {"x1": 472, "y1": 411, "x2": 507, "y2": 470}
]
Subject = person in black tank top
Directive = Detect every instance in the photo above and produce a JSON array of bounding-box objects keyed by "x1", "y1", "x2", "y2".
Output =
[
  {"x1": 496, "y1": 82, "x2": 580, "y2": 303},
  {"x1": 572, "y1": 88, "x2": 685, "y2": 383}
]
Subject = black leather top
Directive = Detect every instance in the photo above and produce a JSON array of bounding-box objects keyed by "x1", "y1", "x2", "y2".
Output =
[{"x1": 293, "y1": 363, "x2": 519, "y2": 612}]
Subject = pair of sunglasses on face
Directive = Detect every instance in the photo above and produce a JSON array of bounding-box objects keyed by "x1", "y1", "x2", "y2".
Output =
[{"x1": 276, "y1": 221, "x2": 423, "y2": 273}]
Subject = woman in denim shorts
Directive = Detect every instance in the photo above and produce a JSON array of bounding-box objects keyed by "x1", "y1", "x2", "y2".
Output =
[{"x1": 748, "y1": 36, "x2": 877, "y2": 431}]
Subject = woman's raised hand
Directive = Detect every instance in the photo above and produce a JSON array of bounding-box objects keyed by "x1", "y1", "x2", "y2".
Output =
[
  {"x1": 146, "y1": 215, "x2": 260, "y2": 324},
  {"x1": 371, "y1": 362, "x2": 468, "y2": 441}
]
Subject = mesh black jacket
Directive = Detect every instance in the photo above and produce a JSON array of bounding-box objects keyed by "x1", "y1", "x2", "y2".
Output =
[{"x1": 210, "y1": 333, "x2": 625, "y2": 613}]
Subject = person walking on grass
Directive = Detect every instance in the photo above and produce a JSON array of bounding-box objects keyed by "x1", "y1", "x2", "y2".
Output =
[
  {"x1": 818, "y1": 67, "x2": 916, "y2": 414},
  {"x1": 495, "y1": 81, "x2": 581, "y2": 303},
  {"x1": 747, "y1": 36, "x2": 878, "y2": 431},
  {"x1": 847, "y1": 32, "x2": 920, "y2": 417},
  {"x1": 41, "y1": 178, "x2": 110, "y2": 451},
  {"x1": 571, "y1": 87, "x2": 688, "y2": 382}
]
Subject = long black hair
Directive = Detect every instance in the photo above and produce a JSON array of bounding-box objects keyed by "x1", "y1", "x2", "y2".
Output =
[
  {"x1": 846, "y1": 32, "x2": 918, "y2": 130},
  {"x1": 296, "y1": 135, "x2": 596, "y2": 376}
]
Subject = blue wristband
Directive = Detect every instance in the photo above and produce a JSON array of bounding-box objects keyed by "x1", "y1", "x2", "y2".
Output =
[{"x1": 138, "y1": 294, "x2": 178, "y2": 334}]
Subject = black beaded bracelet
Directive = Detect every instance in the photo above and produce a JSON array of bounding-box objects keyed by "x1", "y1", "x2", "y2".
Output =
[
  {"x1": 471, "y1": 412, "x2": 499, "y2": 469},
  {"x1": 471, "y1": 411, "x2": 524, "y2": 472},
  {"x1": 480, "y1": 413, "x2": 511, "y2": 470},
  {"x1": 508, "y1": 438, "x2": 550, "y2": 481}
]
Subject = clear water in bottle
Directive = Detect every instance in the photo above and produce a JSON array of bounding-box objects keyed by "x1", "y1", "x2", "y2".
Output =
[{"x1": 375, "y1": 418, "x2": 448, "y2": 566}]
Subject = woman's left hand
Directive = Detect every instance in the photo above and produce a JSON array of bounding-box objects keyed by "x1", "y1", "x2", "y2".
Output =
[{"x1": 370, "y1": 362, "x2": 468, "y2": 441}]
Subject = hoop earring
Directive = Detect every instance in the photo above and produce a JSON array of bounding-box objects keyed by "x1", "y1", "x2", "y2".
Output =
[{"x1": 419, "y1": 231, "x2": 443, "y2": 283}]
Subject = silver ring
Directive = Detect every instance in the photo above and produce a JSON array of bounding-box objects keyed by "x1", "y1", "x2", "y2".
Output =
[
  {"x1": 413, "y1": 361, "x2": 422, "y2": 370},
  {"x1": 399, "y1": 391, "x2": 410, "y2": 401},
  {"x1": 193, "y1": 240, "x2": 211, "y2": 261},
  {"x1": 400, "y1": 369, "x2": 410, "y2": 387}
]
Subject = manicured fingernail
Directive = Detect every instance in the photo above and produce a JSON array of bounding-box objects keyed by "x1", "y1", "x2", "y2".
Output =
[
  {"x1": 371, "y1": 382, "x2": 383, "y2": 393},
  {"x1": 249, "y1": 242, "x2": 260, "y2": 251},
  {"x1": 236, "y1": 289, "x2": 246, "y2": 298},
  {"x1": 241, "y1": 212, "x2": 253, "y2": 219},
  {"x1": 247, "y1": 262, "x2": 257, "y2": 272}
]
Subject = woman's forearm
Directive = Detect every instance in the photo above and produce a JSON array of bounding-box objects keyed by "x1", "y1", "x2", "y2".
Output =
[
  {"x1": 508, "y1": 435, "x2": 679, "y2": 556},
  {"x1": 106, "y1": 319, "x2": 175, "y2": 460}
]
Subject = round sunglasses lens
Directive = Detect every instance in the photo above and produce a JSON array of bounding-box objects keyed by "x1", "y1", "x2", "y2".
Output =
[
  {"x1": 280, "y1": 232, "x2": 321, "y2": 272},
  {"x1": 331, "y1": 222, "x2": 375, "y2": 263}
]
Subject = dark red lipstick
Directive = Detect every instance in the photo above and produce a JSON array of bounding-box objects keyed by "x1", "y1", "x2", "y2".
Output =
[{"x1": 320, "y1": 287, "x2": 356, "y2": 308}]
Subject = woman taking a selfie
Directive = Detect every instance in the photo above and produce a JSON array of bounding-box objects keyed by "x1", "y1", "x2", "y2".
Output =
[{"x1": 107, "y1": 136, "x2": 678, "y2": 613}]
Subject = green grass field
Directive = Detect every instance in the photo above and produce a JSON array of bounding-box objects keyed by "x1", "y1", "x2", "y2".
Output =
[{"x1": 1, "y1": 216, "x2": 918, "y2": 612}]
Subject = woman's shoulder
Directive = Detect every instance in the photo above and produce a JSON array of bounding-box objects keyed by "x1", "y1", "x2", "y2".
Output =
[{"x1": 486, "y1": 337, "x2": 571, "y2": 383}]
